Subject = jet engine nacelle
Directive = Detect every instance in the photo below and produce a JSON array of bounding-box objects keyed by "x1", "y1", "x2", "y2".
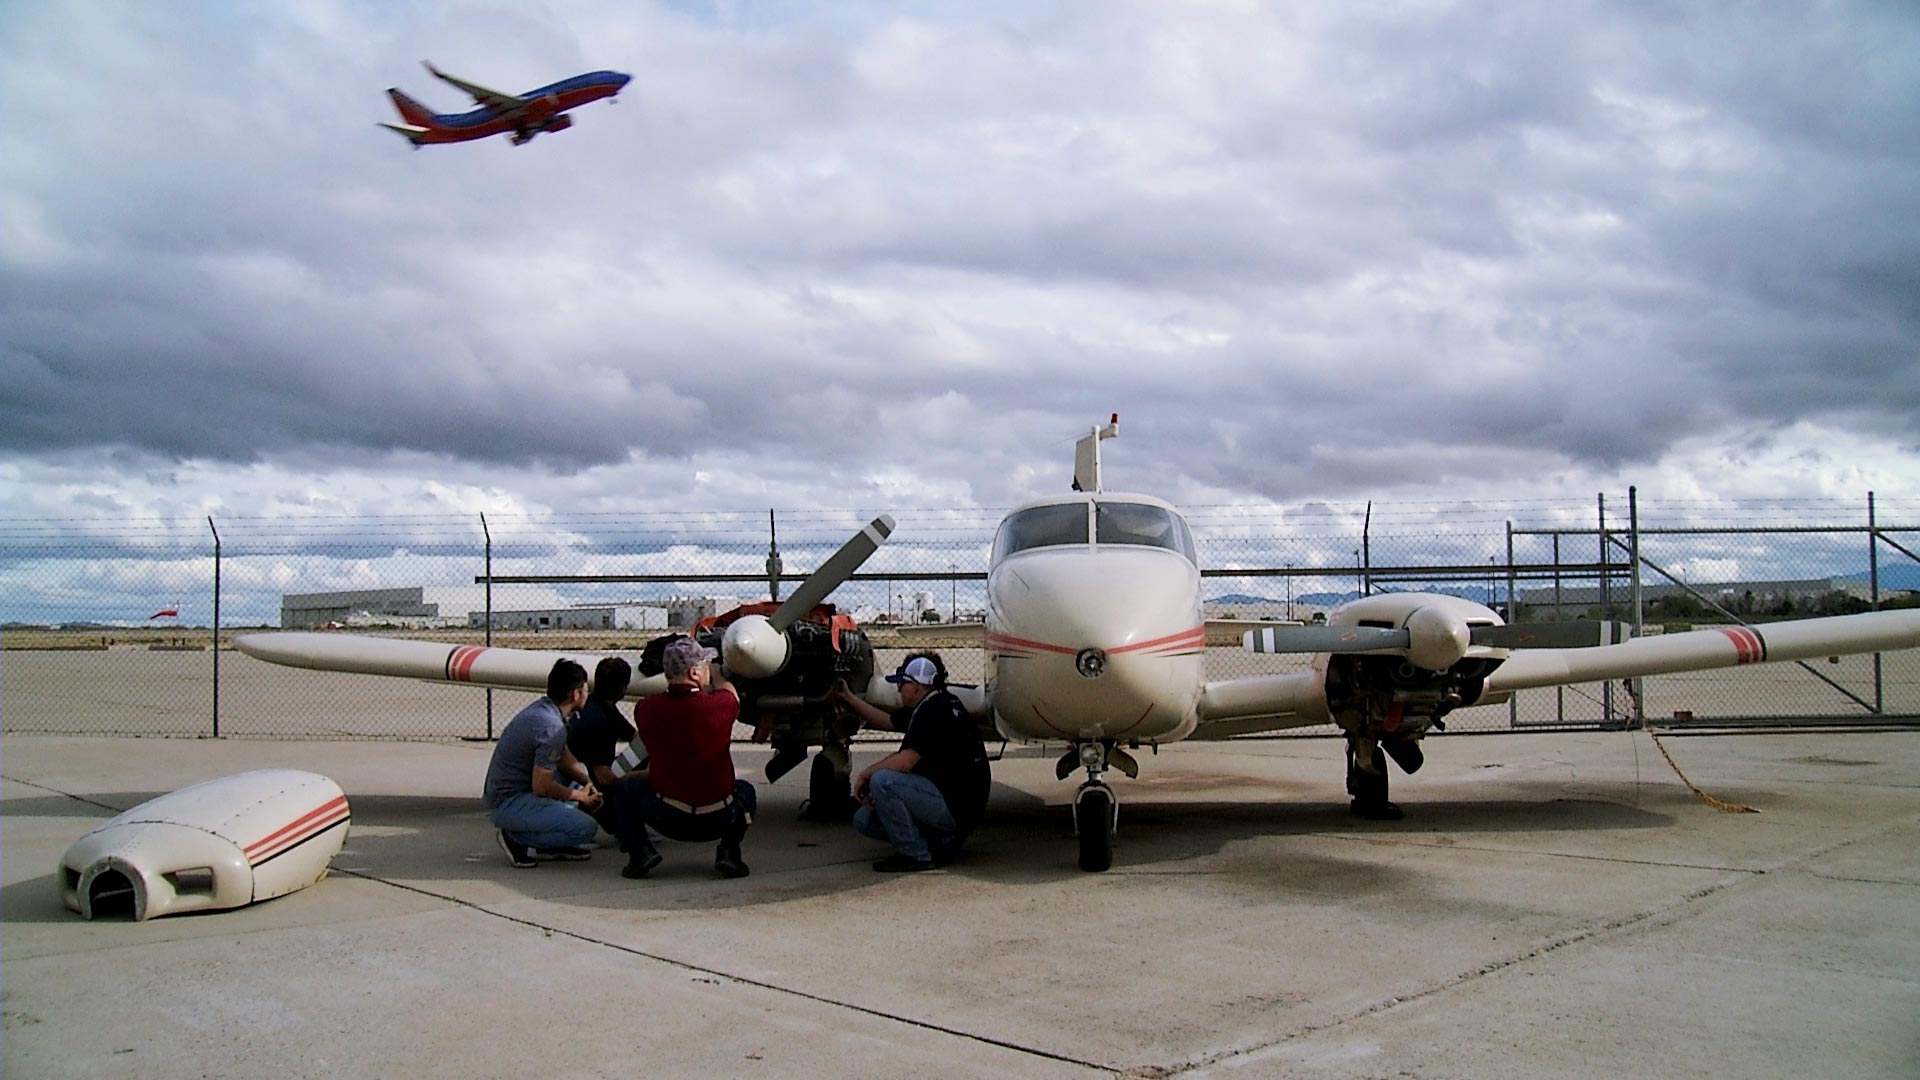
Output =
[{"x1": 541, "y1": 114, "x2": 574, "y2": 134}]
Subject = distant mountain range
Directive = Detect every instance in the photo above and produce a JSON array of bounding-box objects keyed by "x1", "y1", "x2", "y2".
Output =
[{"x1": 1212, "y1": 565, "x2": 1920, "y2": 611}]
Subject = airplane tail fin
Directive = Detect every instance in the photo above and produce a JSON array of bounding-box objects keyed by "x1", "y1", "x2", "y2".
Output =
[{"x1": 386, "y1": 87, "x2": 436, "y2": 127}]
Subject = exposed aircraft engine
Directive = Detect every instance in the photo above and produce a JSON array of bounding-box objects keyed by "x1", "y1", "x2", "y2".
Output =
[
  {"x1": 541, "y1": 115, "x2": 574, "y2": 134},
  {"x1": 640, "y1": 603, "x2": 875, "y2": 798},
  {"x1": 1323, "y1": 651, "x2": 1501, "y2": 741}
]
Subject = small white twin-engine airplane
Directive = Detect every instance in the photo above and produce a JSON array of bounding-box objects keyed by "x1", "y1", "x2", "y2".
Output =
[{"x1": 238, "y1": 418, "x2": 1920, "y2": 872}]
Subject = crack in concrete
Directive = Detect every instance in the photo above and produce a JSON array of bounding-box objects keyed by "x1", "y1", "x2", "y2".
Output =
[
  {"x1": 1144, "y1": 810, "x2": 1920, "y2": 1077},
  {"x1": 331, "y1": 868, "x2": 1124, "y2": 1077}
]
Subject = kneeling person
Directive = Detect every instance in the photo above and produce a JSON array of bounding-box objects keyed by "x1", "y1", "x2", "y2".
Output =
[
  {"x1": 484, "y1": 659, "x2": 604, "y2": 868},
  {"x1": 851, "y1": 655, "x2": 990, "y2": 872},
  {"x1": 616, "y1": 638, "x2": 755, "y2": 879}
]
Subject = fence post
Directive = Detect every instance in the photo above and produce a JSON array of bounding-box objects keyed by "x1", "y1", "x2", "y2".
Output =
[
  {"x1": 208, "y1": 515, "x2": 221, "y2": 738},
  {"x1": 1553, "y1": 533, "x2": 1564, "y2": 724},
  {"x1": 1628, "y1": 486, "x2": 1643, "y2": 729},
  {"x1": 1869, "y1": 491, "x2": 1882, "y2": 713},
  {"x1": 1361, "y1": 500, "x2": 1371, "y2": 596},
  {"x1": 1506, "y1": 521, "x2": 1517, "y2": 730},
  {"x1": 1598, "y1": 493, "x2": 1613, "y2": 726},
  {"x1": 481, "y1": 512, "x2": 494, "y2": 740}
]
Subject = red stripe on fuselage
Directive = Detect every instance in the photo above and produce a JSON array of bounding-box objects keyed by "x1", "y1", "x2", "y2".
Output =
[
  {"x1": 1109, "y1": 626, "x2": 1206, "y2": 655},
  {"x1": 985, "y1": 633, "x2": 1078, "y2": 655}
]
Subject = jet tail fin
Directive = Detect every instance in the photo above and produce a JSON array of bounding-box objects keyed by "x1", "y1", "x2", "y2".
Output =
[{"x1": 386, "y1": 87, "x2": 436, "y2": 127}]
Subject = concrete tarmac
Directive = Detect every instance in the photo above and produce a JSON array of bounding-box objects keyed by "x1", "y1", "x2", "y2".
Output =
[{"x1": 4, "y1": 730, "x2": 1917, "y2": 1079}]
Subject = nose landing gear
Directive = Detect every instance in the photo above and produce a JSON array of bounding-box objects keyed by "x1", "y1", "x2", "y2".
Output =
[{"x1": 1058, "y1": 741, "x2": 1136, "y2": 872}]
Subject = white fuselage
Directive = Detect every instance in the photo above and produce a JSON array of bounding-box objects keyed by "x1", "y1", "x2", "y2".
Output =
[{"x1": 984, "y1": 493, "x2": 1205, "y2": 745}]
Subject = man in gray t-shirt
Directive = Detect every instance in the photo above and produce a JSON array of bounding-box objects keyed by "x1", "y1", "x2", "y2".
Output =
[{"x1": 483, "y1": 659, "x2": 603, "y2": 867}]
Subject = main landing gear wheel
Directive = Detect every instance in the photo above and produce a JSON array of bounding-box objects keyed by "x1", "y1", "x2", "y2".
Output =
[{"x1": 1074, "y1": 784, "x2": 1116, "y2": 872}]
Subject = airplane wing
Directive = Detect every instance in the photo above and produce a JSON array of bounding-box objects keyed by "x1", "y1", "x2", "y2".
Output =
[
  {"x1": 1481, "y1": 609, "x2": 1920, "y2": 694},
  {"x1": 1190, "y1": 670, "x2": 1331, "y2": 739},
  {"x1": 235, "y1": 632, "x2": 667, "y2": 699},
  {"x1": 422, "y1": 62, "x2": 525, "y2": 115}
]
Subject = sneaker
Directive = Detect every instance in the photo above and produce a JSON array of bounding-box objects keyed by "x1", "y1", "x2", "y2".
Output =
[
  {"x1": 621, "y1": 850, "x2": 663, "y2": 879},
  {"x1": 534, "y1": 845, "x2": 593, "y2": 861},
  {"x1": 872, "y1": 853, "x2": 934, "y2": 873},
  {"x1": 714, "y1": 846, "x2": 750, "y2": 879},
  {"x1": 497, "y1": 830, "x2": 537, "y2": 869}
]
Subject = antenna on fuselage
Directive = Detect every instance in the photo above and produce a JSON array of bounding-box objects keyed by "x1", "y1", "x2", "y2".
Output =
[{"x1": 1072, "y1": 413, "x2": 1120, "y2": 493}]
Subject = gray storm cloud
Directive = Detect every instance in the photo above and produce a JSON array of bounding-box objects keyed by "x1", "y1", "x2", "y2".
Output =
[{"x1": 1, "y1": 0, "x2": 1916, "y2": 519}]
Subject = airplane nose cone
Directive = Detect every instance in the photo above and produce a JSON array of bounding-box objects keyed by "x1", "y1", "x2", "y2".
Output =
[{"x1": 991, "y1": 549, "x2": 1200, "y2": 739}]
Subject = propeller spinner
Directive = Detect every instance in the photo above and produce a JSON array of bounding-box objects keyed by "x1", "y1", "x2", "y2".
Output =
[{"x1": 721, "y1": 515, "x2": 895, "y2": 679}]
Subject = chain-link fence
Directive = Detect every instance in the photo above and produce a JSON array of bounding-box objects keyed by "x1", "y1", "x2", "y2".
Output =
[{"x1": 4, "y1": 495, "x2": 1916, "y2": 739}]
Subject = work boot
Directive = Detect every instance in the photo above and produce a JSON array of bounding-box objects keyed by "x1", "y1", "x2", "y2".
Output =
[
  {"x1": 872, "y1": 853, "x2": 935, "y2": 873},
  {"x1": 622, "y1": 849, "x2": 663, "y2": 879},
  {"x1": 714, "y1": 844, "x2": 750, "y2": 879},
  {"x1": 1349, "y1": 799, "x2": 1405, "y2": 821}
]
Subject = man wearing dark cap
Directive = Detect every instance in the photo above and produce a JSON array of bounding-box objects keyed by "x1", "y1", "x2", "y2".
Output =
[
  {"x1": 614, "y1": 637, "x2": 755, "y2": 879},
  {"x1": 843, "y1": 653, "x2": 990, "y2": 872}
]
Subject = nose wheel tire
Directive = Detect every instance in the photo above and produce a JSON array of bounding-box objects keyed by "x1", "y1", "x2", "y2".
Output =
[{"x1": 1074, "y1": 784, "x2": 1116, "y2": 872}]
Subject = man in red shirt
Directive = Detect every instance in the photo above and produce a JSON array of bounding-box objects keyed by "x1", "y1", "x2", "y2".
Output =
[{"x1": 615, "y1": 637, "x2": 755, "y2": 879}]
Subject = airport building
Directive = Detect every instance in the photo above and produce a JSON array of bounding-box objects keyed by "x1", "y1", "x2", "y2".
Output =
[
  {"x1": 467, "y1": 605, "x2": 668, "y2": 632},
  {"x1": 280, "y1": 587, "x2": 472, "y2": 629}
]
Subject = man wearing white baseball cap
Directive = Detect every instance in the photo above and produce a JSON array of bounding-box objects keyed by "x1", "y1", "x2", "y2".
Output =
[{"x1": 845, "y1": 652, "x2": 991, "y2": 872}]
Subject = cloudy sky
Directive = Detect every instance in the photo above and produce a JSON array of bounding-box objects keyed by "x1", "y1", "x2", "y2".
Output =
[{"x1": 3, "y1": 1, "x2": 1918, "y2": 620}]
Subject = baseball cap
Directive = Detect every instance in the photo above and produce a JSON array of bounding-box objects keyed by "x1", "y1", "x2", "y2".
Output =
[
  {"x1": 885, "y1": 656, "x2": 939, "y2": 686},
  {"x1": 662, "y1": 637, "x2": 719, "y2": 680}
]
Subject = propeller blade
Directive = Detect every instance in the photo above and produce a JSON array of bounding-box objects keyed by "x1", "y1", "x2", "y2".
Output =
[
  {"x1": 1242, "y1": 625, "x2": 1411, "y2": 654},
  {"x1": 768, "y1": 515, "x2": 896, "y2": 632},
  {"x1": 1471, "y1": 621, "x2": 1632, "y2": 649}
]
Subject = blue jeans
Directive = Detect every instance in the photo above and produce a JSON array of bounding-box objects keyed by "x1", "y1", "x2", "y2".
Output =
[
  {"x1": 854, "y1": 770, "x2": 956, "y2": 863},
  {"x1": 488, "y1": 792, "x2": 599, "y2": 850}
]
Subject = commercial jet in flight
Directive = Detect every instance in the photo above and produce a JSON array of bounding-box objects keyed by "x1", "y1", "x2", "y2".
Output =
[
  {"x1": 239, "y1": 418, "x2": 1920, "y2": 871},
  {"x1": 379, "y1": 62, "x2": 630, "y2": 147}
]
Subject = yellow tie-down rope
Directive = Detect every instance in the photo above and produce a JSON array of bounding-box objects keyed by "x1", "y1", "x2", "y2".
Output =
[{"x1": 1647, "y1": 712, "x2": 1759, "y2": 814}]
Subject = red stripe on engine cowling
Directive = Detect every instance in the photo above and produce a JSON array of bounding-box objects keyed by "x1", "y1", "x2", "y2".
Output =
[{"x1": 245, "y1": 795, "x2": 350, "y2": 856}]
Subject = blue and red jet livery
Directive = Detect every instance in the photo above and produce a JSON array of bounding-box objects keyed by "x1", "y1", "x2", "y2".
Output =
[{"x1": 380, "y1": 62, "x2": 630, "y2": 147}]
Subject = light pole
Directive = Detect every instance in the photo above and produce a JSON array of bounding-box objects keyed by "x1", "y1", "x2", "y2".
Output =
[
  {"x1": 1286, "y1": 561, "x2": 1294, "y2": 621},
  {"x1": 950, "y1": 563, "x2": 957, "y2": 623},
  {"x1": 1354, "y1": 549, "x2": 1362, "y2": 598}
]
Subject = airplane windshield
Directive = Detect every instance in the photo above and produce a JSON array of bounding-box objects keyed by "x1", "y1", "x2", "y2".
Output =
[
  {"x1": 992, "y1": 503, "x2": 1090, "y2": 560},
  {"x1": 1094, "y1": 502, "x2": 1197, "y2": 562}
]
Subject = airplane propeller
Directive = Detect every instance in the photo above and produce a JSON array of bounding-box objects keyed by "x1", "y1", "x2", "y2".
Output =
[
  {"x1": 720, "y1": 515, "x2": 896, "y2": 679},
  {"x1": 1243, "y1": 616, "x2": 1629, "y2": 672}
]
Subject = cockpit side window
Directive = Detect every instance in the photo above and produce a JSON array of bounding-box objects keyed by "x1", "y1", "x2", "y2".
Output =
[
  {"x1": 992, "y1": 503, "x2": 1090, "y2": 561},
  {"x1": 1094, "y1": 502, "x2": 1196, "y2": 563}
]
